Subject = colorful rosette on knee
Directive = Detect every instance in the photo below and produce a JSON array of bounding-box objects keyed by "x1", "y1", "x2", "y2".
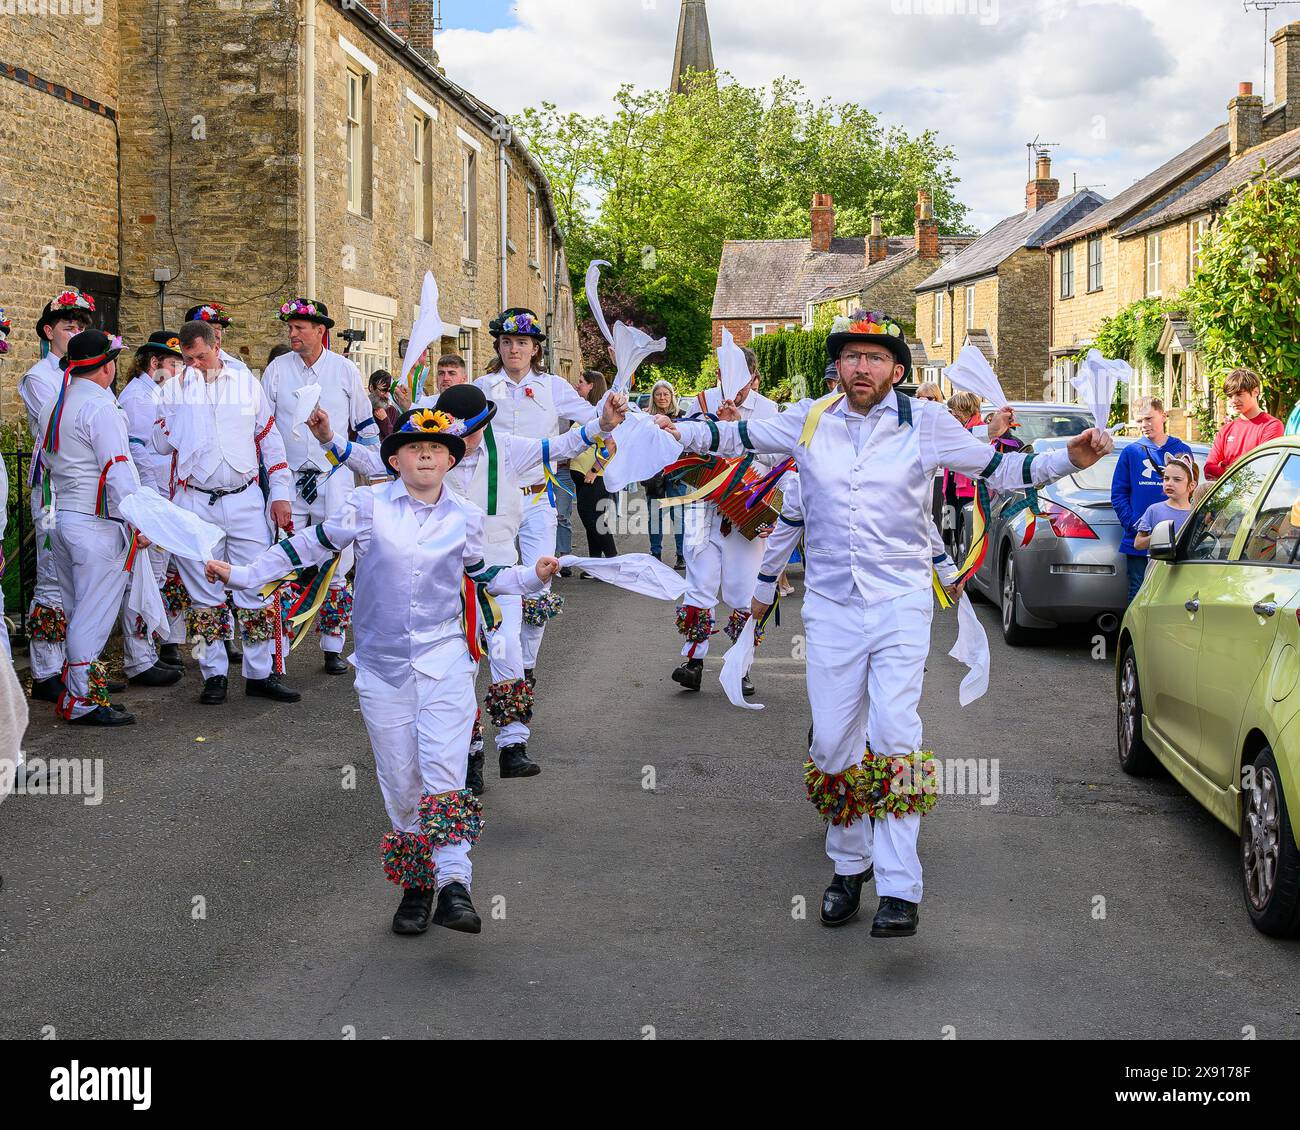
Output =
[
  {"x1": 675, "y1": 604, "x2": 714, "y2": 644},
  {"x1": 863, "y1": 746, "x2": 939, "y2": 819},
  {"x1": 380, "y1": 831, "x2": 436, "y2": 890},
  {"x1": 316, "y1": 583, "x2": 353, "y2": 636},
  {"x1": 804, "y1": 758, "x2": 872, "y2": 827},
  {"x1": 419, "y1": 789, "x2": 485, "y2": 848},
  {"x1": 485, "y1": 678, "x2": 534, "y2": 727},
  {"x1": 522, "y1": 592, "x2": 564, "y2": 627},
  {"x1": 187, "y1": 604, "x2": 232, "y2": 646}
]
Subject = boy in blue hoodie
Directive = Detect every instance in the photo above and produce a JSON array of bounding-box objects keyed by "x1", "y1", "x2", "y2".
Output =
[{"x1": 1111, "y1": 396, "x2": 1191, "y2": 601}]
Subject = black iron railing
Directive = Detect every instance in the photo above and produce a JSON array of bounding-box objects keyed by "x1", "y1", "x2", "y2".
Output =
[{"x1": 3, "y1": 448, "x2": 35, "y2": 638}]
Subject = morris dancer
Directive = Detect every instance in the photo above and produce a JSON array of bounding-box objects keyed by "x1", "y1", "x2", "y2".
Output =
[
  {"x1": 473, "y1": 309, "x2": 598, "y2": 686},
  {"x1": 36, "y1": 331, "x2": 145, "y2": 726},
  {"x1": 307, "y1": 383, "x2": 623, "y2": 792},
  {"x1": 660, "y1": 310, "x2": 1112, "y2": 938},
  {"x1": 20, "y1": 289, "x2": 96, "y2": 702},
  {"x1": 184, "y1": 303, "x2": 252, "y2": 377},
  {"x1": 670, "y1": 344, "x2": 782, "y2": 695},
  {"x1": 207, "y1": 408, "x2": 558, "y2": 936},
  {"x1": 262, "y1": 298, "x2": 376, "y2": 674},
  {"x1": 153, "y1": 320, "x2": 300, "y2": 706}
]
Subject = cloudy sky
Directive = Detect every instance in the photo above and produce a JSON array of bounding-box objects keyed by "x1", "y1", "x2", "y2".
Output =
[{"x1": 437, "y1": 0, "x2": 1278, "y2": 232}]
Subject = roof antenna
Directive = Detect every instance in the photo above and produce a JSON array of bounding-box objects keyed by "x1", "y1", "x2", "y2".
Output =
[
  {"x1": 1026, "y1": 135, "x2": 1061, "y2": 181},
  {"x1": 1242, "y1": 0, "x2": 1300, "y2": 103}
]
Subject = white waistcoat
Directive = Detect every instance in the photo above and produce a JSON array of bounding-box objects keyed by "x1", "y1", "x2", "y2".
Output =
[
  {"x1": 266, "y1": 354, "x2": 360, "y2": 473},
  {"x1": 486, "y1": 376, "x2": 558, "y2": 487},
  {"x1": 172, "y1": 368, "x2": 260, "y2": 480},
  {"x1": 449, "y1": 427, "x2": 522, "y2": 567},
  {"x1": 351, "y1": 483, "x2": 473, "y2": 687},
  {"x1": 800, "y1": 405, "x2": 933, "y2": 604}
]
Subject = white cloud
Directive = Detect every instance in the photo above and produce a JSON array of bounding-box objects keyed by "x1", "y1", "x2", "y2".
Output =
[{"x1": 438, "y1": 0, "x2": 1282, "y2": 232}]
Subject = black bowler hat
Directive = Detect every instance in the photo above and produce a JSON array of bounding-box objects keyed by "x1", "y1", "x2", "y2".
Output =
[
  {"x1": 136, "y1": 330, "x2": 183, "y2": 360},
  {"x1": 825, "y1": 309, "x2": 912, "y2": 381},
  {"x1": 36, "y1": 288, "x2": 96, "y2": 341},
  {"x1": 185, "y1": 303, "x2": 232, "y2": 327},
  {"x1": 489, "y1": 307, "x2": 546, "y2": 342},
  {"x1": 277, "y1": 297, "x2": 334, "y2": 328},
  {"x1": 59, "y1": 329, "x2": 123, "y2": 374},
  {"x1": 433, "y1": 383, "x2": 496, "y2": 434},
  {"x1": 379, "y1": 408, "x2": 467, "y2": 475}
]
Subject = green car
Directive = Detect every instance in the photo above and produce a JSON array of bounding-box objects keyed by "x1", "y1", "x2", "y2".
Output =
[{"x1": 1116, "y1": 438, "x2": 1300, "y2": 937}]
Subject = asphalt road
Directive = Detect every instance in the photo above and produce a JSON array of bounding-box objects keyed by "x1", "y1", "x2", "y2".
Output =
[{"x1": 3, "y1": 527, "x2": 1300, "y2": 1040}]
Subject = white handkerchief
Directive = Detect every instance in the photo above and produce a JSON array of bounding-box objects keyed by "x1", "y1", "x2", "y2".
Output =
[
  {"x1": 401, "y1": 271, "x2": 447, "y2": 389},
  {"x1": 718, "y1": 328, "x2": 751, "y2": 403},
  {"x1": 601, "y1": 411, "x2": 683, "y2": 493},
  {"x1": 1072, "y1": 348, "x2": 1130, "y2": 430},
  {"x1": 586, "y1": 261, "x2": 666, "y2": 395},
  {"x1": 947, "y1": 594, "x2": 990, "y2": 706},
  {"x1": 943, "y1": 344, "x2": 1009, "y2": 408},
  {"x1": 126, "y1": 547, "x2": 167, "y2": 643},
  {"x1": 118, "y1": 487, "x2": 224, "y2": 562},
  {"x1": 720, "y1": 615, "x2": 763, "y2": 711},
  {"x1": 558, "y1": 553, "x2": 687, "y2": 601},
  {"x1": 292, "y1": 383, "x2": 321, "y2": 438}
]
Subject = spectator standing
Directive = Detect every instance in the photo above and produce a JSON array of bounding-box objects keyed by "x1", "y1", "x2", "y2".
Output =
[
  {"x1": 367, "y1": 370, "x2": 398, "y2": 439},
  {"x1": 1134, "y1": 453, "x2": 1198, "y2": 553},
  {"x1": 644, "y1": 379, "x2": 686, "y2": 567},
  {"x1": 1111, "y1": 396, "x2": 1192, "y2": 602},
  {"x1": 1205, "y1": 368, "x2": 1284, "y2": 481},
  {"x1": 570, "y1": 371, "x2": 618, "y2": 564}
]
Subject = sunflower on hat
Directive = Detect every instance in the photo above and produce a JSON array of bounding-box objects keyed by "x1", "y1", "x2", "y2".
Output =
[{"x1": 379, "y1": 407, "x2": 471, "y2": 474}]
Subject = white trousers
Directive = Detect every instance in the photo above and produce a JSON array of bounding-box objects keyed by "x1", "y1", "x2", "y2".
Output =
[
  {"x1": 680, "y1": 509, "x2": 766, "y2": 658},
  {"x1": 50, "y1": 513, "x2": 131, "y2": 719},
  {"x1": 28, "y1": 487, "x2": 66, "y2": 680},
  {"x1": 803, "y1": 585, "x2": 930, "y2": 903},
  {"x1": 486, "y1": 592, "x2": 528, "y2": 750},
  {"x1": 118, "y1": 549, "x2": 183, "y2": 676},
  {"x1": 517, "y1": 498, "x2": 557, "y2": 668},
  {"x1": 172, "y1": 484, "x2": 276, "y2": 680},
  {"x1": 354, "y1": 661, "x2": 476, "y2": 889},
  {"x1": 291, "y1": 469, "x2": 355, "y2": 654}
]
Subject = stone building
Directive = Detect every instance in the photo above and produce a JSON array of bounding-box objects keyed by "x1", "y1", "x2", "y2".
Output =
[
  {"x1": 0, "y1": 0, "x2": 580, "y2": 423},
  {"x1": 1043, "y1": 22, "x2": 1300, "y2": 437},
  {"x1": 913, "y1": 154, "x2": 1103, "y2": 401},
  {"x1": 710, "y1": 191, "x2": 968, "y2": 362}
]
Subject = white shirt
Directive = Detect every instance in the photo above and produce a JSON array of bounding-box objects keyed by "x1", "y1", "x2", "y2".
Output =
[
  {"x1": 37, "y1": 379, "x2": 140, "y2": 518},
  {"x1": 19, "y1": 353, "x2": 64, "y2": 446},
  {"x1": 474, "y1": 368, "x2": 598, "y2": 485},
  {"x1": 262, "y1": 347, "x2": 373, "y2": 473},
  {"x1": 679, "y1": 389, "x2": 1081, "y2": 605},
  {"x1": 227, "y1": 479, "x2": 544, "y2": 687},
  {"x1": 118, "y1": 374, "x2": 171, "y2": 494}
]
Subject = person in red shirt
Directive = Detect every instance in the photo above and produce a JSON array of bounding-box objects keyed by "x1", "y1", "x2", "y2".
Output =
[{"x1": 1205, "y1": 368, "x2": 1284, "y2": 480}]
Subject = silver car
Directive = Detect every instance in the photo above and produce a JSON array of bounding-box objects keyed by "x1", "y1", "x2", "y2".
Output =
[{"x1": 964, "y1": 436, "x2": 1209, "y2": 645}]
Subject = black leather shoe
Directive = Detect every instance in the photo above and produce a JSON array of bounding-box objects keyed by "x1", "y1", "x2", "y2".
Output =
[
  {"x1": 391, "y1": 887, "x2": 436, "y2": 935},
  {"x1": 674, "y1": 557, "x2": 686, "y2": 570},
  {"x1": 671, "y1": 657, "x2": 703, "y2": 692},
  {"x1": 524, "y1": 667, "x2": 536, "y2": 689},
  {"x1": 323, "y1": 652, "x2": 349, "y2": 675},
  {"x1": 158, "y1": 643, "x2": 185, "y2": 670},
  {"x1": 432, "y1": 882, "x2": 482, "y2": 933},
  {"x1": 224, "y1": 638, "x2": 243, "y2": 663},
  {"x1": 68, "y1": 705, "x2": 136, "y2": 727},
  {"x1": 870, "y1": 896, "x2": 920, "y2": 938},
  {"x1": 29, "y1": 675, "x2": 64, "y2": 703},
  {"x1": 199, "y1": 675, "x2": 228, "y2": 705},
  {"x1": 559, "y1": 566, "x2": 573, "y2": 578},
  {"x1": 820, "y1": 868, "x2": 873, "y2": 926},
  {"x1": 741, "y1": 674, "x2": 756, "y2": 697},
  {"x1": 245, "y1": 675, "x2": 301, "y2": 703},
  {"x1": 499, "y1": 743, "x2": 540, "y2": 778},
  {"x1": 129, "y1": 662, "x2": 183, "y2": 688},
  {"x1": 466, "y1": 750, "x2": 485, "y2": 796}
]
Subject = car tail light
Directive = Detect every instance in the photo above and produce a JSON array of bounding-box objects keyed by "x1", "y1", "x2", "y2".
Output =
[{"x1": 1041, "y1": 500, "x2": 1098, "y2": 539}]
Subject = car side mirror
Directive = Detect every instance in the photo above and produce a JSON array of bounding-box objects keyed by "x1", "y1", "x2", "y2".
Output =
[{"x1": 1147, "y1": 519, "x2": 1177, "y2": 561}]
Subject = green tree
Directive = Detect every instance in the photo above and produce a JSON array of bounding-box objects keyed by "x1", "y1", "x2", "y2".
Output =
[
  {"x1": 517, "y1": 73, "x2": 969, "y2": 374},
  {"x1": 1182, "y1": 168, "x2": 1300, "y2": 418}
]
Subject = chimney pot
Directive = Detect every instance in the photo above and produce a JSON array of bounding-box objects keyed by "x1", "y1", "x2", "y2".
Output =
[
  {"x1": 1026, "y1": 155, "x2": 1060, "y2": 211},
  {"x1": 811, "y1": 193, "x2": 836, "y2": 253},
  {"x1": 913, "y1": 190, "x2": 939, "y2": 259},
  {"x1": 1239, "y1": 81, "x2": 1253, "y2": 96}
]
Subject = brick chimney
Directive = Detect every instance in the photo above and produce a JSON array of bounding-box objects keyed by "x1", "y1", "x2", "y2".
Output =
[
  {"x1": 1229, "y1": 81, "x2": 1264, "y2": 158},
  {"x1": 1025, "y1": 153, "x2": 1060, "y2": 211},
  {"x1": 914, "y1": 189, "x2": 939, "y2": 258},
  {"x1": 867, "y1": 213, "x2": 889, "y2": 265},
  {"x1": 1272, "y1": 22, "x2": 1300, "y2": 134},
  {"x1": 811, "y1": 193, "x2": 836, "y2": 253}
]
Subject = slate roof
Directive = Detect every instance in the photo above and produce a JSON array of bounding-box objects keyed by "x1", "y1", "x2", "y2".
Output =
[
  {"x1": 965, "y1": 330, "x2": 996, "y2": 365},
  {"x1": 914, "y1": 191, "x2": 1106, "y2": 293},
  {"x1": 712, "y1": 236, "x2": 887, "y2": 319},
  {"x1": 1122, "y1": 126, "x2": 1300, "y2": 235},
  {"x1": 809, "y1": 236, "x2": 976, "y2": 305}
]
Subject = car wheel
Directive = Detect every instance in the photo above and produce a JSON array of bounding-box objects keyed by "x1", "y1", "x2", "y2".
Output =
[
  {"x1": 1241, "y1": 746, "x2": 1300, "y2": 938},
  {"x1": 1117, "y1": 646, "x2": 1158, "y2": 776},
  {"x1": 1000, "y1": 551, "x2": 1034, "y2": 646}
]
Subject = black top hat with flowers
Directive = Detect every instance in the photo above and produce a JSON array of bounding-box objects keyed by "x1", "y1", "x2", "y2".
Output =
[
  {"x1": 277, "y1": 297, "x2": 334, "y2": 328},
  {"x1": 59, "y1": 329, "x2": 123, "y2": 375},
  {"x1": 36, "y1": 288, "x2": 96, "y2": 341},
  {"x1": 433, "y1": 384, "x2": 496, "y2": 434},
  {"x1": 825, "y1": 309, "x2": 912, "y2": 380},
  {"x1": 136, "y1": 330, "x2": 183, "y2": 360},
  {"x1": 185, "y1": 302, "x2": 232, "y2": 327},
  {"x1": 0, "y1": 307, "x2": 11, "y2": 355},
  {"x1": 379, "y1": 407, "x2": 490, "y2": 474},
  {"x1": 489, "y1": 307, "x2": 546, "y2": 342}
]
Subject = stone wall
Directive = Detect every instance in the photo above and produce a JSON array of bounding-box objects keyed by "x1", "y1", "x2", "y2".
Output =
[
  {"x1": 0, "y1": 0, "x2": 121, "y2": 420},
  {"x1": 995, "y1": 248, "x2": 1052, "y2": 401}
]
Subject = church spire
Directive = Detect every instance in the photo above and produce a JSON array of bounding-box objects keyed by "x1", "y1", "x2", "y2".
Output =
[{"x1": 671, "y1": 0, "x2": 716, "y2": 94}]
